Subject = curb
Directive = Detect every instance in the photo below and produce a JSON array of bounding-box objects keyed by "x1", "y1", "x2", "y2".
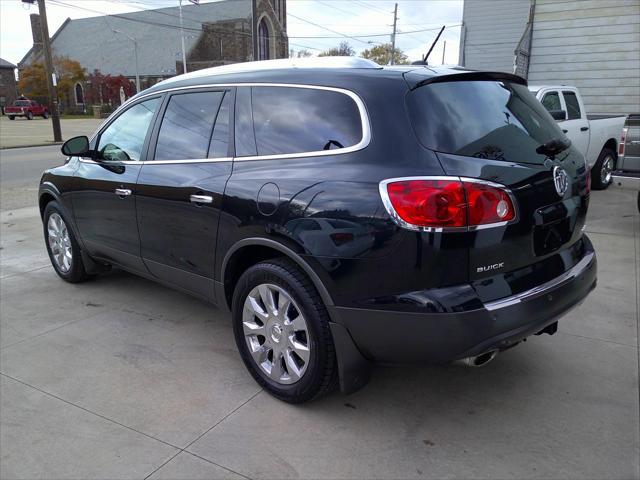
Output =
[{"x1": 0, "y1": 142, "x2": 63, "y2": 150}]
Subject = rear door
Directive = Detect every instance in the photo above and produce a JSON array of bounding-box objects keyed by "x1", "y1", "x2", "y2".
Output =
[
  {"x1": 407, "y1": 79, "x2": 590, "y2": 302},
  {"x1": 560, "y1": 90, "x2": 590, "y2": 159},
  {"x1": 135, "y1": 88, "x2": 234, "y2": 301}
]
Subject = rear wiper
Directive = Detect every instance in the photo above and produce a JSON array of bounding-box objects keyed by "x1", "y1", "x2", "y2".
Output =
[{"x1": 536, "y1": 137, "x2": 572, "y2": 158}]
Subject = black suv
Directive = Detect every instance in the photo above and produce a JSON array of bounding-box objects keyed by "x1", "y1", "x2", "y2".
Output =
[{"x1": 40, "y1": 58, "x2": 597, "y2": 403}]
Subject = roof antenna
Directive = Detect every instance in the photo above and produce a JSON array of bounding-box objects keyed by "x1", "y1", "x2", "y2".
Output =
[{"x1": 412, "y1": 26, "x2": 445, "y2": 65}]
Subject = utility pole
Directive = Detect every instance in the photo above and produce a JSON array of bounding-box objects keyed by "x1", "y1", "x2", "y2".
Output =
[
  {"x1": 178, "y1": 0, "x2": 187, "y2": 73},
  {"x1": 390, "y1": 3, "x2": 398, "y2": 65},
  {"x1": 442, "y1": 40, "x2": 447, "y2": 64},
  {"x1": 37, "y1": 0, "x2": 61, "y2": 142},
  {"x1": 112, "y1": 29, "x2": 140, "y2": 92}
]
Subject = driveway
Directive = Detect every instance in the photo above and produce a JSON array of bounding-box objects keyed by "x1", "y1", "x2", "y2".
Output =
[
  {"x1": 0, "y1": 147, "x2": 638, "y2": 479},
  {"x1": 0, "y1": 115, "x2": 103, "y2": 149}
]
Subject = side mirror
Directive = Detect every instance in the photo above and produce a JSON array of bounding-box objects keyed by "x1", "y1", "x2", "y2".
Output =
[
  {"x1": 61, "y1": 135, "x2": 90, "y2": 157},
  {"x1": 549, "y1": 110, "x2": 567, "y2": 121}
]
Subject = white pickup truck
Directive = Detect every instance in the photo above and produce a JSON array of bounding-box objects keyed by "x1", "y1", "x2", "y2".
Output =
[{"x1": 529, "y1": 85, "x2": 626, "y2": 190}]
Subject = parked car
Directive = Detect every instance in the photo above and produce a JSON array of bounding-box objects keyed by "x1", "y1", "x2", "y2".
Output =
[
  {"x1": 612, "y1": 114, "x2": 640, "y2": 212},
  {"x1": 529, "y1": 85, "x2": 626, "y2": 190},
  {"x1": 39, "y1": 58, "x2": 597, "y2": 403},
  {"x1": 5, "y1": 98, "x2": 49, "y2": 120}
]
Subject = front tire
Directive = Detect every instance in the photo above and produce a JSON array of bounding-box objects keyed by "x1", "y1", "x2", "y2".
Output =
[
  {"x1": 43, "y1": 202, "x2": 91, "y2": 283},
  {"x1": 8, "y1": 115, "x2": 14, "y2": 120},
  {"x1": 43, "y1": 111, "x2": 49, "y2": 119},
  {"x1": 232, "y1": 258, "x2": 338, "y2": 403},
  {"x1": 591, "y1": 147, "x2": 615, "y2": 190},
  {"x1": 26, "y1": 111, "x2": 33, "y2": 120}
]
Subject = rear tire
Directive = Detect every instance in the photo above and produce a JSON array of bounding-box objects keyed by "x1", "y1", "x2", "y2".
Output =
[
  {"x1": 591, "y1": 147, "x2": 615, "y2": 190},
  {"x1": 8, "y1": 116, "x2": 14, "y2": 120},
  {"x1": 232, "y1": 257, "x2": 338, "y2": 403},
  {"x1": 43, "y1": 201, "x2": 92, "y2": 283},
  {"x1": 26, "y1": 111, "x2": 33, "y2": 120},
  {"x1": 43, "y1": 111, "x2": 49, "y2": 119}
]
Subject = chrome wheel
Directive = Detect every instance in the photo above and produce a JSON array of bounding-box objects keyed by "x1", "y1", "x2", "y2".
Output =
[
  {"x1": 47, "y1": 213, "x2": 72, "y2": 273},
  {"x1": 242, "y1": 283, "x2": 310, "y2": 385},
  {"x1": 601, "y1": 155, "x2": 614, "y2": 184}
]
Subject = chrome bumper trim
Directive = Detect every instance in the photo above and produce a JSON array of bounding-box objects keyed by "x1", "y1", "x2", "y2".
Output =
[{"x1": 484, "y1": 251, "x2": 595, "y2": 312}]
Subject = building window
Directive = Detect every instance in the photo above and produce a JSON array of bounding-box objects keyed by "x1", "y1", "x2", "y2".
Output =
[
  {"x1": 258, "y1": 18, "x2": 270, "y2": 60},
  {"x1": 74, "y1": 83, "x2": 84, "y2": 105}
]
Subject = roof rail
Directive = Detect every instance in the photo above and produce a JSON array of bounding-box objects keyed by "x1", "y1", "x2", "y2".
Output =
[{"x1": 160, "y1": 56, "x2": 381, "y2": 85}]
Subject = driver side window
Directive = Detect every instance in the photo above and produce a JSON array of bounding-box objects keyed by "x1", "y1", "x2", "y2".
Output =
[{"x1": 97, "y1": 98, "x2": 160, "y2": 161}]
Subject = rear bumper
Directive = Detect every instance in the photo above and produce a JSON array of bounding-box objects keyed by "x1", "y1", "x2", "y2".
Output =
[
  {"x1": 5, "y1": 111, "x2": 26, "y2": 116},
  {"x1": 612, "y1": 171, "x2": 640, "y2": 191},
  {"x1": 329, "y1": 241, "x2": 597, "y2": 364}
]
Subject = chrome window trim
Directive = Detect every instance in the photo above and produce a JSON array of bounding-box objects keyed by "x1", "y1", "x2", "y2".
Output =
[
  {"x1": 84, "y1": 83, "x2": 371, "y2": 165},
  {"x1": 484, "y1": 250, "x2": 595, "y2": 311},
  {"x1": 378, "y1": 176, "x2": 519, "y2": 233},
  {"x1": 78, "y1": 157, "x2": 233, "y2": 166}
]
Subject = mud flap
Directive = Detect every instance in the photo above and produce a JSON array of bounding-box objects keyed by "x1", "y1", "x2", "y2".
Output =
[{"x1": 329, "y1": 322, "x2": 371, "y2": 395}]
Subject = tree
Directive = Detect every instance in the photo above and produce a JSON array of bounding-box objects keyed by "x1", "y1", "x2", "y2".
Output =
[
  {"x1": 361, "y1": 43, "x2": 409, "y2": 65},
  {"x1": 318, "y1": 41, "x2": 355, "y2": 57},
  {"x1": 297, "y1": 49, "x2": 313, "y2": 58},
  {"x1": 85, "y1": 69, "x2": 135, "y2": 106},
  {"x1": 18, "y1": 56, "x2": 85, "y2": 103}
]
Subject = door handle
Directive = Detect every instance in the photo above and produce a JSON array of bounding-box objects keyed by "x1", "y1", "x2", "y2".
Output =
[
  {"x1": 115, "y1": 188, "x2": 132, "y2": 197},
  {"x1": 562, "y1": 129, "x2": 568, "y2": 133},
  {"x1": 580, "y1": 126, "x2": 589, "y2": 131},
  {"x1": 190, "y1": 194, "x2": 213, "y2": 205}
]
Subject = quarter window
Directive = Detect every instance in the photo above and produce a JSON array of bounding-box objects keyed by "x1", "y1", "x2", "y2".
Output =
[
  {"x1": 249, "y1": 86, "x2": 363, "y2": 156},
  {"x1": 209, "y1": 92, "x2": 232, "y2": 158},
  {"x1": 541, "y1": 92, "x2": 561, "y2": 112},
  {"x1": 563, "y1": 91, "x2": 582, "y2": 120},
  {"x1": 154, "y1": 91, "x2": 224, "y2": 160},
  {"x1": 97, "y1": 97, "x2": 160, "y2": 161}
]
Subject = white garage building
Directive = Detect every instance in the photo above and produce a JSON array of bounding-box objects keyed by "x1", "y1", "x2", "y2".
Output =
[{"x1": 458, "y1": 0, "x2": 640, "y2": 116}]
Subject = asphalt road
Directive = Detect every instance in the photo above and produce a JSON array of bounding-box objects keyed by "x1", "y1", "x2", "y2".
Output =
[{"x1": 0, "y1": 146, "x2": 65, "y2": 211}]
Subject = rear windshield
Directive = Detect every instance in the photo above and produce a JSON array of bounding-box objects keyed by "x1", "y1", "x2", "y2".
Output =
[
  {"x1": 407, "y1": 80, "x2": 565, "y2": 163},
  {"x1": 14, "y1": 100, "x2": 30, "y2": 106}
]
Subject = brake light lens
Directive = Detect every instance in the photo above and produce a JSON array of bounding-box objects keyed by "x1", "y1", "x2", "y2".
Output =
[
  {"x1": 619, "y1": 127, "x2": 628, "y2": 157},
  {"x1": 380, "y1": 178, "x2": 516, "y2": 230},
  {"x1": 330, "y1": 232, "x2": 354, "y2": 246}
]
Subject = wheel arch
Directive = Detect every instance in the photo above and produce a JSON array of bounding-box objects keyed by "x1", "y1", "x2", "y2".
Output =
[
  {"x1": 602, "y1": 138, "x2": 618, "y2": 159},
  {"x1": 220, "y1": 238, "x2": 335, "y2": 312}
]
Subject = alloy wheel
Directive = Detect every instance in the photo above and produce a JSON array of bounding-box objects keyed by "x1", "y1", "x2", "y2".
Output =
[
  {"x1": 601, "y1": 155, "x2": 614, "y2": 184},
  {"x1": 47, "y1": 213, "x2": 72, "y2": 273},
  {"x1": 242, "y1": 283, "x2": 310, "y2": 385}
]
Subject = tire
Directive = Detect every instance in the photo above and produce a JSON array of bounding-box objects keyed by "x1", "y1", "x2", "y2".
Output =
[
  {"x1": 26, "y1": 111, "x2": 33, "y2": 120},
  {"x1": 8, "y1": 116, "x2": 14, "y2": 120},
  {"x1": 43, "y1": 201, "x2": 91, "y2": 283},
  {"x1": 232, "y1": 257, "x2": 338, "y2": 403},
  {"x1": 43, "y1": 111, "x2": 49, "y2": 119},
  {"x1": 591, "y1": 147, "x2": 616, "y2": 190}
]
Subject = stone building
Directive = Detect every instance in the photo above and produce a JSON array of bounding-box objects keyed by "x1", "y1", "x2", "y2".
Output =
[
  {"x1": 19, "y1": 0, "x2": 287, "y2": 111},
  {"x1": 0, "y1": 58, "x2": 18, "y2": 115}
]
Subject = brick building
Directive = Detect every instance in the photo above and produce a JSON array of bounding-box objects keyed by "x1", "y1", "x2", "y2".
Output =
[
  {"x1": 19, "y1": 0, "x2": 287, "y2": 111},
  {"x1": 0, "y1": 58, "x2": 18, "y2": 115}
]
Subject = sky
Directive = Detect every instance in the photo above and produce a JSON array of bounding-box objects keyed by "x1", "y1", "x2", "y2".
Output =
[{"x1": 0, "y1": 0, "x2": 463, "y2": 66}]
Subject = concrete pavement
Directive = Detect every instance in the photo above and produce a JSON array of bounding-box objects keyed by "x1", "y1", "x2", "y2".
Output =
[
  {"x1": 0, "y1": 151, "x2": 638, "y2": 478},
  {"x1": 0, "y1": 115, "x2": 102, "y2": 149}
]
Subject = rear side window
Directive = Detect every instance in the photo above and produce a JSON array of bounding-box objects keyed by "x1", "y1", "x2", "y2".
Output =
[
  {"x1": 154, "y1": 91, "x2": 224, "y2": 160},
  {"x1": 407, "y1": 80, "x2": 565, "y2": 164},
  {"x1": 249, "y1": 86, "x2": 363, "y2": 156},
  {"x1": 563, "y1": 91, "x2": 581, "y2": 120},
  {"x1": 541, "y1": 92, "x2": 561, "y2": 112}
]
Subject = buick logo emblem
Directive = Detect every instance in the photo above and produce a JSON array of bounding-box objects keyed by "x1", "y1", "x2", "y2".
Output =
[{"x1": 553, "y1": 166, "x2": 569, "y2": 197}]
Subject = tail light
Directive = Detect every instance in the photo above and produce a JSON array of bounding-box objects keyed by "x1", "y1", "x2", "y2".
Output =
[
  {"x1": 379, "y1": 177, "x2": 516, "y2": 231},
  {"x1": 619, "y1": 127, "x2": 628, "y2": 157}
]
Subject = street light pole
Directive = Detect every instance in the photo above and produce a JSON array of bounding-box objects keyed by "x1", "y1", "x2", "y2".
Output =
[
  {"x1": 179, "y1": 0, "x2": 187, "y2": 73},
  {"x1": 36, "y1": 0, "x2": 62, "y2": 142},
  {"x1": 112, "y1": 29, "x2": 140, "y2": 93}
]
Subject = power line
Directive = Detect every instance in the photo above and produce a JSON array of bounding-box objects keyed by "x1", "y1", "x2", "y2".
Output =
[{"x1": 287, "y1": 11, "x2": 371, "y2": 45}]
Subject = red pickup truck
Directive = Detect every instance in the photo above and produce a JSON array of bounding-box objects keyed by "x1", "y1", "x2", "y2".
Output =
[{"x1": 5, "y1": 99, "x2": 49, "y2": 120}]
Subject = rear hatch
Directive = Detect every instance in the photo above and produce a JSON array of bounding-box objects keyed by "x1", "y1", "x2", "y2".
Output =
[{"x1": 406, "y1": 74, "x2": 590, "y2": 302}]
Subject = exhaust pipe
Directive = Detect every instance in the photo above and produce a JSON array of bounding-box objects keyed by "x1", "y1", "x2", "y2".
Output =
[{"x1": 456, "y1": 349, "x2": 499, "y2": 367}]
